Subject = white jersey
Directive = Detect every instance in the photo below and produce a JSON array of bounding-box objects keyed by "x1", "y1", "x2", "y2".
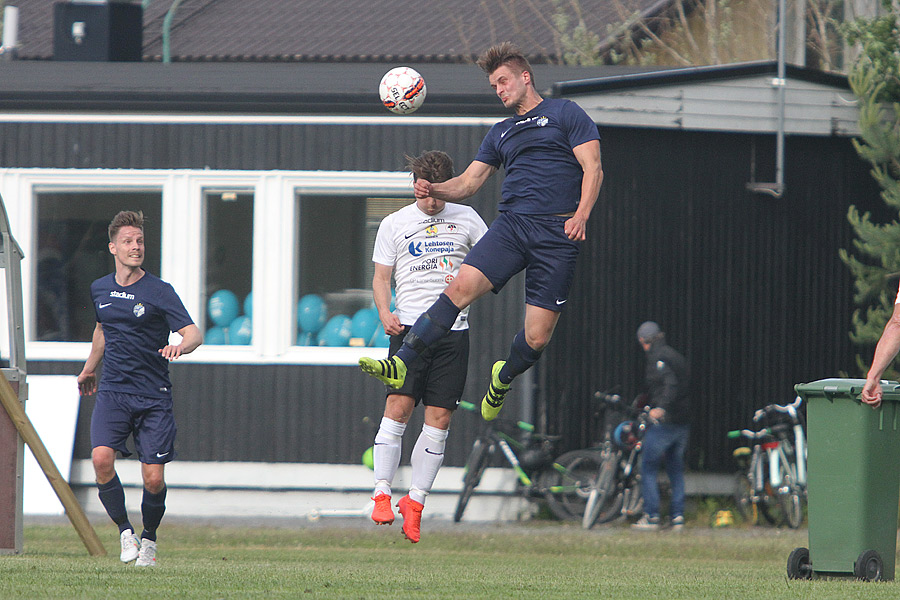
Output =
[{"x1": 373, "y1": 202, "x2": 487, "y2": 330}]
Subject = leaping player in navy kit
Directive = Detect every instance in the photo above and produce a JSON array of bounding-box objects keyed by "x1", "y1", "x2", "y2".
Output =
[
  {"x1": 360, "y1": 42, "x2": 603, "y2": 421},
  {"x1": 368, "y1": 151, "x2": 487, "y2": 542},
  {"x1": 77, "y1": 210, "x2": 202, "y2": 566}
]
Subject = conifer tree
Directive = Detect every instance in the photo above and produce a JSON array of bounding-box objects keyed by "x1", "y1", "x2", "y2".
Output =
[{"x1": 839, "y1": 0, "x2": 900, "y2": 374}]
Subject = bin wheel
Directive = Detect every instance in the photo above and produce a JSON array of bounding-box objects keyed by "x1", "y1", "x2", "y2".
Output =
[
  {"x1": 854, "y1": 549, "x2": 883, "y2": 582},
  {"x1": 787, "y1": 547, "x2": 812, "y2": 580}
]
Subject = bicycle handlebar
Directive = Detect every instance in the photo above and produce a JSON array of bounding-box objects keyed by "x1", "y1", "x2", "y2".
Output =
[
  {"x1": 458, "y1": 400, "x2": 535, "y2": 432},
  {"x1": 753, "y1": 396, "x2": 803, "y2": 423},
  {"x1": 727, "y1": 427, "x2": 772, "y2": 440}
]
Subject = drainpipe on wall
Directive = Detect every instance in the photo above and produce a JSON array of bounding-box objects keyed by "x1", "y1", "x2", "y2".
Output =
[
  {"x1": 747, "y1": 0, "x2": 787, "y2": 198},
  {"x1": 162, "y1": 0, "x2": 183, "y2": 64},
  {"x1": 0, "y1": 5, "x2": 20, "y2": 61}
]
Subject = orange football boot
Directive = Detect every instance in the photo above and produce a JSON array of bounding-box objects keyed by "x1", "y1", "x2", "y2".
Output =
[
  {"x1": 371, "y1": 493, "x2": 394, "y2": 525},
  {"x1": 397, "y1": 495, "x2": 424, "y2": 543}
]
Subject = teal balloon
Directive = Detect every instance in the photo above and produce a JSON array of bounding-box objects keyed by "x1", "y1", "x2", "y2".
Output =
[
  {"x1": 243, "y1": 292, "x2": 253, "y2": 318},
  {"x1": 369, "y1": 324, "x2": 390, "y2": 348},
  {"x1": 296, "y1": 331, "x2": 317, "y2": 346},
  {"x1": 205, "y1": 326, "x2": 227, "y2": 345},
  {"x1": 209, "y1": 289, "x2": 240, "y2": 327},
  {"x1": 350, "y1": 308, "x2": 378, "y2": 341},
  {"x1": 229, "y1": 315, "x2": 252, "y2": 345},
  {"x1": 319, "y1": 314, "x2": 352, "y2": 347},
  {"x1": 297, "y1": 294, "x2": 327, "y2": 333}
]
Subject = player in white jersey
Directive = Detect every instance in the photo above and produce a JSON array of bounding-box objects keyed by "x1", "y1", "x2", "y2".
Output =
[{"x1": 368, "y1": 151, "x2": 487, "y2": 543}]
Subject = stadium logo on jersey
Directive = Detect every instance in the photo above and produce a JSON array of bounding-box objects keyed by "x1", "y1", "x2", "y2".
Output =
[
  {"x1": 110, "y1": 290, "x2": 135, "y2": 300},
  {"x1": 133, "y1": 303, "x2": 145, "y2": 318},
  {"x1": 425, "y1": 225, "x2": 438, "y2": 236}
]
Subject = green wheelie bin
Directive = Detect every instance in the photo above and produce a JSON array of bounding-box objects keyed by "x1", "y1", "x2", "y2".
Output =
[{"x1": 789, "y1": 378, "x2": 900, "y2": 581}]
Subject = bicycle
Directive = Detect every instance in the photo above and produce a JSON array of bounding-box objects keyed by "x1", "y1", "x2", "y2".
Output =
[
  {"x1": 728, "y1": 396, "x2": 806, "y2": 529},
  {"x1": 582, "y1": 392, "x2": 655, "y2": 529},
  {"x1": 453, "y1": 401, "x2": 603, "y2": 523}
]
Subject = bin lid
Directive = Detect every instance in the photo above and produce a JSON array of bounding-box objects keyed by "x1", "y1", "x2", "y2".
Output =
[{"x1": 794, "y1": 377, "x2": 900, "y2": 401}]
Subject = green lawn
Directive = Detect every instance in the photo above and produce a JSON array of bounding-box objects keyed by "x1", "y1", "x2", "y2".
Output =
[{"x1": 0, "y1": 519, "x2": 895, "y2": 599}]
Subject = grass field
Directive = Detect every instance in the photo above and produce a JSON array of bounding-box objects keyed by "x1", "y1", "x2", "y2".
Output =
[{"x1": 0, "y1": 518, "x2": 896, "y2": 599}]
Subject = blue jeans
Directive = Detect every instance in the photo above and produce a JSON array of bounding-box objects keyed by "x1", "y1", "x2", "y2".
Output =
[{"x1": 640, "y1": 423, "x2": 689, "y2": 519}]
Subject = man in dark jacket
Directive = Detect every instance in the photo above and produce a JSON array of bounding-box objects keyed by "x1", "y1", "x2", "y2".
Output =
[{"x1": 632, "y1": 321, "x2": 690, "y2": 531}]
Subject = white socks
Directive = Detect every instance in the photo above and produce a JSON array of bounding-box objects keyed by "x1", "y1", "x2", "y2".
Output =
[
  {"x1": 409, "y1": 424, "x2": 449, "y2": 505},
  {"x1": 373, "y1": 417, "x2": 406, "y2": 497},
  {"x1": 372, "y1": 418, "x2": 450, "y2": 506}
]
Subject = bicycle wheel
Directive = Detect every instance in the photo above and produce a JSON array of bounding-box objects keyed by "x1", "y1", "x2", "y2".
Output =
[
  {"x1": 759, "y1": 445, "x2": 803, "y2": 528},
  {"x1": 582, "y1": 453, "x2": 619, "y2": 529},
  {"x1": 779, "y1": 483, "x2": 803, "y2": 529},
  {"x1": 733, "y1": 471, "x2": 758, "y2": 525},
  {"x1": 777, "y1": 452, "x2": 803, "y2": 529},
  {"x1": 540, "y1": 449, "x2": 603, "y2": 521},
  {"x1": 454, "y1": 437, "x2": 491, "y2": 523}
]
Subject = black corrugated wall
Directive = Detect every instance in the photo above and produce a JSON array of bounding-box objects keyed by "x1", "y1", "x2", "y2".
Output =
[
  {"x1": 16, "y1": 120, "x2": 887, "y2": 472},
  {"x1": 540, "y1": 126, "x2": 887, "y2": 472}
]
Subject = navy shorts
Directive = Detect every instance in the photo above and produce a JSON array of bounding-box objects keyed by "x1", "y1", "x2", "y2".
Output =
[
  {"x1": 462, "y1": 212, "x2": 580, "y2": 312},
  {"x1": 90, "y1": 390, "x2": 177, "y2": 464},
  {"x1": 387, "y1": 328, "x2": 469, "y2": 411}
]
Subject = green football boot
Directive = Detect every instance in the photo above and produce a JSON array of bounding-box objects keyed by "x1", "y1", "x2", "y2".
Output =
[
  {"x1": 359, "y1": 355, "x2": 407, "y2": 389},
  {"x1": 481, "y1": 360, "x2": 511, "y2": 421}
]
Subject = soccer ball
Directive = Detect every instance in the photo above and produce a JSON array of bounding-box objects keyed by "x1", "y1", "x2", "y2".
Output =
[{"x1": 379, "y1": 66, "x2": 426, "y2": 115}]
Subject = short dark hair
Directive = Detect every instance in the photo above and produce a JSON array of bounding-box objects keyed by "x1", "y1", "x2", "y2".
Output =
[
  {"x1": 108, "y1": 210, "x2": 144, "y2": 242},
  {"x1": 476, "y1": 42, "x2": 535, "y2": 87},
  {"x1": 406, "y1": 151, "x2": 454, "y2": 184}
]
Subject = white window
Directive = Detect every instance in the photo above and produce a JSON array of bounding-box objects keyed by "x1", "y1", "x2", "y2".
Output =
[{"x1": 0, "y1": 168, "x2": 412, "y2": 365}]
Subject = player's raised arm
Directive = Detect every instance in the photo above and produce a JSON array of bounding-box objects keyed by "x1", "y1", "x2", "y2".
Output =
[{"x1": 414, "y1": 160, "x2": 496, "y2": 203}]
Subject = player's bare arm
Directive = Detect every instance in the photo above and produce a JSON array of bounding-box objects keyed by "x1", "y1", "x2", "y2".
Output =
[
  {"x1": 566, "y1": 140, "x2": 603, "y2": 241},
  {"x1": 159, "y1": 324, "x2": 203, "y2": 361},
  {"x1": 863, "y1": 302, "x2": 900, "y2": 407},
  {"x1": 77, "y1": 322, "x2": 106, "y2": 396},
  {"x1": 373, "y1": 262, "x2": 403, "y2": 336},
  {"x1": 413, "y1": 160, "x2": 496, "y2": 203}
]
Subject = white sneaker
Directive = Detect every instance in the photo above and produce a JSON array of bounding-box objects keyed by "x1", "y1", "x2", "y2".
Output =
[
  {"x1": 135, "y1": 538, "x2": 157, "y2": 567},
  {"x1": 119, "y1": 529, "x2": 140, "y2": 563},
  {"x1": 631, "y1": 515, "x2": 660, "y2": 531},
  {"x1": 671, "y1": 515, "x2": 685, "y2": 531}
]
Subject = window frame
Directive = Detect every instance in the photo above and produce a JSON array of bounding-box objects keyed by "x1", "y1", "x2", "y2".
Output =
[{"x1": 0, "y1": 168, "x2": 412, "y2": 365}]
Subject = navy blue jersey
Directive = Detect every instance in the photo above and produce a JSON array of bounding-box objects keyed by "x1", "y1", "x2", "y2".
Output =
[
  {"x1": 91, "y1": 272, "x2": 194, "y2": 398},
  {"x1": 474, "y1": 98, "x2": 600, "y2": 215}
]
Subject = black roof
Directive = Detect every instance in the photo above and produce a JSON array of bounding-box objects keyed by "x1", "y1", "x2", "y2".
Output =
[
  {"x1": 552, "y1": 60, "x2": 850, "y2": 95},
  {"x1": 0, "y1": 61, "x2": 661, "y2": 114}
]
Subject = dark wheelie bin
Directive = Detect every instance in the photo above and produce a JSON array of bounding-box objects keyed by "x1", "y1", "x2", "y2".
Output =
[{"x1": 789, "y1": 378, "x2": 900, "y2": 581}]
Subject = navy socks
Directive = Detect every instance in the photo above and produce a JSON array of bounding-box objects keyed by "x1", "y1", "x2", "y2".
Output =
[
  {"x1": 140, "y1": 487, "x2": 167, "y2": 542},
  {"x1": 395, "y1": 293, "x2": 460, "y2": 365},
  {"x1": 498, "y1": 330, "x2": 543, "y2": 384},
  {"x1": 97, "y1": 474, "x2": 133, "y2": 534}
]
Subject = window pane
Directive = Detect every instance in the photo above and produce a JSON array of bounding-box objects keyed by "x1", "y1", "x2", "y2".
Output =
[
  {"x1": 35, "y1": 191, "x2": 162, "y2": 342},
  {"x1": 295, "y1": 194, "x2": 408, "y2": 347},
  {"x1": 204, "y1": 190, "x2": 254, "y2": 345}
]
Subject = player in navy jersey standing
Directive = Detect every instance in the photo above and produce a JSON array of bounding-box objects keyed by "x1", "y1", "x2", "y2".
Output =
[
  {"x1": 360, "y1": 42, "x2": 603, "y2": 421},
  {"x1": 77, "y1": 211, "x2": 202, "y2": 567},
  {"x1": 367, "y1": 151, "x2": 487, "y2": 543}
]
